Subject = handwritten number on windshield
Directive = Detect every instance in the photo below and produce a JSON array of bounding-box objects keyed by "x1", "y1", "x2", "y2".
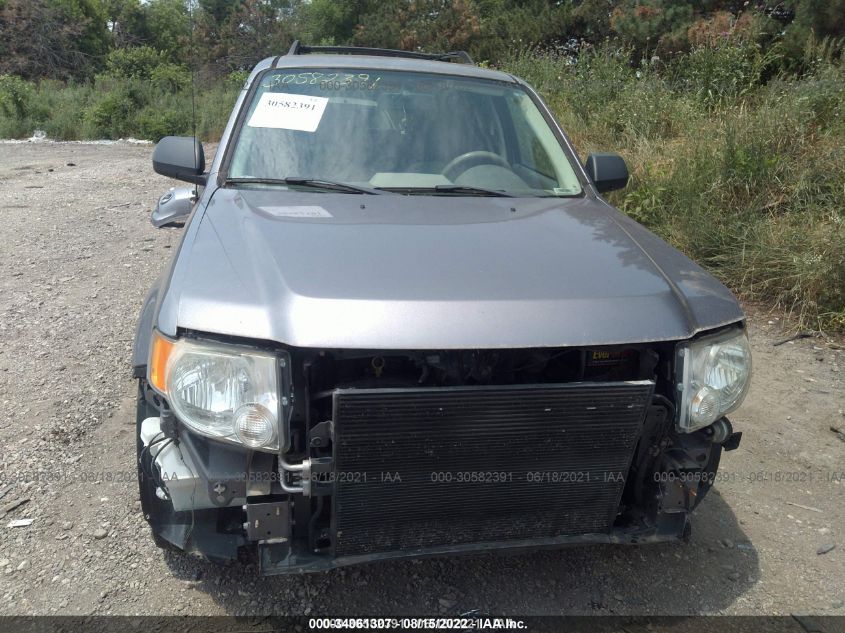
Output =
[{"x1": 262, "y1": 72, "x2": 378, "y2": 91}]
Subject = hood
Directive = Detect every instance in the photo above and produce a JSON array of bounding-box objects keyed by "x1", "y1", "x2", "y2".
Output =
[{"x1": 158, "y1": 188, "x2": 743, "y2": 349}]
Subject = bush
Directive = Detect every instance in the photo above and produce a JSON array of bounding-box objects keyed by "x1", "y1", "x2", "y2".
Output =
[
  {"x1": 38, "y1": 81, "x2": 91, "y2": 140},
  {"x1": 666, "y1": 41, "x2": 773, "y2": 106},
  {"x1": 602, "y1": 71, "x2": 697, "y2": 141},
  {"x1": 136, "y1": 104, "x2": 192, "y2": 141},
  {"x1": 0, "y1": 74, "x2": 44, "y2": 137},
  {"x1": 104, "y1": 46, "x2": 167, "y2": 80},
  {"x1": 503, "y1": 47, "x2": 845, "y2": 330},
  {"x1": 150, "y1": 63, "x2": 192, "y2": 94},
  {"x1": 83, "y1": 82, "x2": 140, "y2": 138},
  {"x1": 562, "y1": 46, "x2": 635, "y2": 126},
  {"x1": 784, "y1": 65, "x2": 845, "y2": 132},
  {"x1": 227, "y1": 70, "x2": 250, "y2": 89},
  {"x1": 195, "y1": 90, "x2": 236, "y2": 138},
  {"x1": 0, "y1": 74, "x2": 35, "y2": 119}
]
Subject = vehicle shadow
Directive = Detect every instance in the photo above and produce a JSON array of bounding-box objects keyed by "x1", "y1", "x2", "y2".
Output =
[{"x1": 163, "y1": 489, "x2": 759, "y2": 615}]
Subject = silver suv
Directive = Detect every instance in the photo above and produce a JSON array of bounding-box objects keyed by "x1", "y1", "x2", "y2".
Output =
[{"x1": 133, "y1": 43, "x2": 751, "y2": 574}]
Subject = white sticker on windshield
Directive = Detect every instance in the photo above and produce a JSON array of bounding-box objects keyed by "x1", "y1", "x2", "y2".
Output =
[
  {"x1": 247, "y1": 93, "x2": 329, "y2": 132},
  {"x1": 260, "y1": 205, "x2": 333, "y2": 218}
]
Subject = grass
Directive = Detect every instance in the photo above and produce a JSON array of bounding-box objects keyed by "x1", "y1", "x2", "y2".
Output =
[
  {"x1": 0, "y1": 73, "x2": 241, "y2": 142},
  {"x1": 1, "y1": 44, "x2": 843, "y2": 331},
  {"x1": 504, "y1": 45, "x2": 845, "y2": 332}
]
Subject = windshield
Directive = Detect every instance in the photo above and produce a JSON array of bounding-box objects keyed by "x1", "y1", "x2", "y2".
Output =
[{"x1": 227, "y1": 69, "x2": 583, "y2": 197}]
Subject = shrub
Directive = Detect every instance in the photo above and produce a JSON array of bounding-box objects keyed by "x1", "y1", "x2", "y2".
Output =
[
  {"x1": 227, "y1": 70, "x2": 250, "y2": 89},
  {"x1": 667, "y1": 41, "x2": 773, "y2": 106},
  {"x1": 195, "y1": 82, "x2": 240, "y2": 140},
  {"x1": 37, "y1": 81, "x2": 92, "y2": 140},
  {"x1": 83, "y1": 83, "x2": 139, "y2": 138},
  {"x1": 563, "y1": 46, "x2": 635, "y2": 125},
  {"x1": 136, "y1": 104, "x2": 192, "y2": 141},
  {"x1": 0, "y1": 74, "x2": 51, "y2": 137},
  {"x1": 150, "y1": 63, "x2": 192, "y2": 94},
  {"x1": 104, "y1": 46, "x2": 167, "y2": 80},
  {"x1": 601, "y1": 71, "x2": 697, "y2": 141},
  {"x1": 503, "y1": 47, "x2": 845, "y2": 330},
  {"x1": 785, "y1": 65, "x2": 845, "y2": 132},
  {"x1": 0, "y1": 74, "x2": 35, "y2": 119}
]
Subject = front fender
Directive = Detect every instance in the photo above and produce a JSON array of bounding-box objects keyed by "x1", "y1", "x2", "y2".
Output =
[{"x1": 132, "y1": 278, "x2": 163, "y2": 378}]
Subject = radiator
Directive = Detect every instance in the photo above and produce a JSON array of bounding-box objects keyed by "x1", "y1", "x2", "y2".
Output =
[{"x1": 330, "y1": 381, "x2": 654, "y2": 556}]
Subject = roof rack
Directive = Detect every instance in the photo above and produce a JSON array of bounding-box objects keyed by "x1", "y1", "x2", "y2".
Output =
[{"x1": 285, "y1": 41, "x2": 474, "y2": 65}]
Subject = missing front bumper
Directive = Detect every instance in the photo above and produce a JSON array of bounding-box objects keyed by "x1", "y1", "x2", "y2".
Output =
[
  {"x1": 257, "y1": 513, "x2": 689, "y2": 575},
  {"x1": 140, "y1": 383, "x2": 730, "y2": 574}
]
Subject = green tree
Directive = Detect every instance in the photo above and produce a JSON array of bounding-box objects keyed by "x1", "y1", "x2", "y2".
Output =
[
  {"x1": 473, "y1": 0, "x2": 574, "y2": 60},
  {"x1": 352, "y1": 0, "x2": 481, "y2": 52},
  {"x1": 299, "y1": 0, "x2": 369, "y2": 45},
  {"x1": 52, "y1": 0, "x2": 111, "y2": 70},
  {"x1": 102, "y1": 0, "x2": 148, "y2": 48},
  {"x1": 609, "y1": 0, "x2": 694, "y2": 58},
  {"x1": 103, "y1": 45, "x2": 167, "y2": 79},
  {"x1": 0, "y1": 0, "x2": 109, "y2": 79},
  {"x1": 144, "y1": 0, "x2": 191, "y2": 63},
  {"x1": 570, "y1": 0, "x2": 619, "y2": 41},
  {"x1": 780, "y1": 0, "x2": 845, "y2": 70},
  {"x1": 198, "y1": 0, "x2": 238, "y2": 24},
  {"x1": 195, "y1": 0, "x2": 298, "y2": 75},
  {"x1": 789, "y1": 0, "x2": 845, "y2": 38}
]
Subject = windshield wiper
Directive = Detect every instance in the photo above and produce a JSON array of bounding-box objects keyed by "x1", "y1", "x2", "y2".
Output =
[
  {"x1": 433, "y1": 185, "x2": 515, "y2": 197},
  {"x1": 380, "y1": 185, "x2": 515, "y2": 197},
  {"x1": 227, "y1": 177, "x2": 390, "y2": 195}
]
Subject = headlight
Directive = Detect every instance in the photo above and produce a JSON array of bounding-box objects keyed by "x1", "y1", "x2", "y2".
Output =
[
  {"x1": 148, "y1": 332, "x2": 280, "y2": 451},
  {"x1": 676, "y1": 327, "x2": 751, "y2": 432}
]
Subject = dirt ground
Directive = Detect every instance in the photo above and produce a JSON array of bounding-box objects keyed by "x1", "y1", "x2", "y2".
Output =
[{"x1": 0, "y1": 141, "x2": 843, "y2": 617}]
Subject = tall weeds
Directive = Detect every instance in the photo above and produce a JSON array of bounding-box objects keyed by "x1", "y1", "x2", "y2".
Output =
[{"x1": 505, "y1": 43, "x2": 845, "y2": 330}]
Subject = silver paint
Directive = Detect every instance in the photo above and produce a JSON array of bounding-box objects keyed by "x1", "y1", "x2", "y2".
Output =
[
  {"x1": 160, "y1": 188, "x2": 742, "y2": 349},
  {"x1": 152, "y1": 56, "x2": 745, "y2": 350},
  {"x1": 151, "y1": 187, "x2": 196, "y2": 227}
]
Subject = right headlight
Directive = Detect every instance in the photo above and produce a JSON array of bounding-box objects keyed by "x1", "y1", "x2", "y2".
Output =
[
  {"x1": 148, "y1": 332, "x2": 281, "y2": 452},
  {"x1": 676, "y1": 327, "x2": 751, "y2": 433}
]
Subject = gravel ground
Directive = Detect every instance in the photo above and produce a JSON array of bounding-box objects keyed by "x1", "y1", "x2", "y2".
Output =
[{"x1": 0, "y1": 141, "x2": 843, "y2": 617}]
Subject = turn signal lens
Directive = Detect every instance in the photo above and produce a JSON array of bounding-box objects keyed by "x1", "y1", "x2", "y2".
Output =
[
  {"x1": 234, "y1": 404, "x2": 277, "y2": 447},
  {"x1": 149, "y1": 331, "x2": 175, "y2": 394}
]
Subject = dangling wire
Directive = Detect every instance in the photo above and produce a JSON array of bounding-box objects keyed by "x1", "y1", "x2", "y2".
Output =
[
  {"x1": 139, "y1": 432, "x2": 174, "y2": 489},
  {"x1": 138, "y1": 431, "x2": 165, "y2": 479},
  {"x1": 176, "y1": 442, "x2": 197, "y2": 545}
]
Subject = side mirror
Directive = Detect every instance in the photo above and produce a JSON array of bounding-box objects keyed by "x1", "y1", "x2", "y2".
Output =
[
  {"x1": 151, "y1": 187, "x2": 196, "y2": 228},
  {"x1": 152, "y1": 136, "x2": 206, "y2": 185},
  {"x1": 584, "y1": 153, "x2": 629, "y2": 193}
]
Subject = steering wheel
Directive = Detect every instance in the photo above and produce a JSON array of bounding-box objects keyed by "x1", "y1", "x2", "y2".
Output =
[{"x1": 441, "y1": 151, "x2": 511, "y2": 181}]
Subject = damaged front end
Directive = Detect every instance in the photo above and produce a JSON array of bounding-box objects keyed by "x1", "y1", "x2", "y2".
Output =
[{"x1": 137, "y1": 328, "x2": 747, "y2": 574}]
